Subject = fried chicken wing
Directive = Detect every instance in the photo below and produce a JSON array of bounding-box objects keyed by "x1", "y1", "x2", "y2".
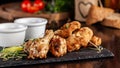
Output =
[
  {"x1": 90, "y1": 36, "x2": 102, "y2": 46},
  {"x1": 50, "y1": 35, "x2": 67, "y2": 57},
  {"x1": 55, "y1": 21, "x2": 81, "y2": 38},
  {"x1": 23, "y1": 30, "x2": 54, "y2": 59},
  {"x1": 66, "y1": 34, "x2": 81, "y2": 52},
  {"x1": 66, "y1": 27, "x2": 94, "y2": 52},
  {"x1": 74, "y1": 27, "x2": 93, "y2": 47},
  {"x1": 89, "y1": 36, "x2": 102, "y2": 52}
]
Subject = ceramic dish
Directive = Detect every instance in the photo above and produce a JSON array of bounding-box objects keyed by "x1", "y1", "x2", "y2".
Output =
[
  {"x1": 0, "y1": 23, "x2": 27, "y2": 47},
  {"x1": 14, "y1": 17, "x2": 47, "y2": 40}
]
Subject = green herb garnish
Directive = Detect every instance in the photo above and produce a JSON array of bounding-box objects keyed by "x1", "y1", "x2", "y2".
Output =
[
  {"x1": 0, "y1": 46, "x2": 27, "y2": 61},
  {"x1": 65, "y1": 23, "x2": 70, "y2": 29}
]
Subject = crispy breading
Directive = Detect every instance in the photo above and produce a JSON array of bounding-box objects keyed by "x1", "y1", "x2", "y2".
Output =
[
  {"x1": 23, "y1": 30, "x2": 54, "y2": 59},
  {"x1": 55, "y1": 21, "x2": 81, "y2": 38},
  {"x1": 50, "y1": 35, "x2": 67, "y2": 57},
  {"x1": 66, "y1": 34, "x2": 81, "y2": 52},
  {"x1": 90, "y1": 36, "x2": 102, "y2": 46},
  {"x1": 74, "y1": 27, "x2": 93, "y2": 47}
]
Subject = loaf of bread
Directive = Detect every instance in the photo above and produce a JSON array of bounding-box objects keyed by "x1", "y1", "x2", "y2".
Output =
[
  {"x1": 86, "y1": 5, "x2": 114, "y2": 25},
  {"x1": 101, "y1": 13, "x2": 120, "y2": 29}
]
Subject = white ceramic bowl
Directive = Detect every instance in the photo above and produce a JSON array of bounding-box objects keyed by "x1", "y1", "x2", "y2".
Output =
[
  {"x1": 0, "y1": 23, "x2": 27, "y2": 47},
  {"x1": 14, "y1": 17, "x2": 47, "y2": 40}
]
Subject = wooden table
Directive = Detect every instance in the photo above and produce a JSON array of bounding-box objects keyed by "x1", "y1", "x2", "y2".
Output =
[{"x1": 0, "y1": 18, "x2": 120, "y2": 68}]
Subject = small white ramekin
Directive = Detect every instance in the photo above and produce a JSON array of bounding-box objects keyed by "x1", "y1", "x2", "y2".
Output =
[
  {"x1": 0, "y1": 23, "x2": 27, "y2": 47},
  {"x1": 14, "y1": 17, "x2": 47, "y2": 40}
]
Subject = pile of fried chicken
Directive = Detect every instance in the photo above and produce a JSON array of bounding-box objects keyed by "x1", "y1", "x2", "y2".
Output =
[{"x1": 23, "y1": 21, "x2": 102, "y2": 59}]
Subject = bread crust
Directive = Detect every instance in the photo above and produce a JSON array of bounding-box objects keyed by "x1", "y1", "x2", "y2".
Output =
[
  {"x1": 101, "y1": 13, "x2": 120, "y2": 29},
  {"x1": 86, "y1": 5, "x2": 114, "y2": 25}
]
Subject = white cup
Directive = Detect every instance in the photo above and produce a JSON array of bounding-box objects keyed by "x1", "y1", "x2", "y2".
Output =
[
  {"x1": 0, "y1": 23, "x2": 27, "y2": 47},
  {"x1": 14, "y1": 17, "x2": 47, "y2": 40}
]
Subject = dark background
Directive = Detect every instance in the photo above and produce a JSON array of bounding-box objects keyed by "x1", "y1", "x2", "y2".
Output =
[{"x1": 0, "y1": 0, "x2": 20, "y2": 5}]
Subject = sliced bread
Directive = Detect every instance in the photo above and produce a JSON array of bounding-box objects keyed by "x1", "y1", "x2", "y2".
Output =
[
  {"x1": 86, "y1": 5, "x2": 114, "y2": 25},
  {"x1": 101, "y1": 13, "x2": 120, "y2": 29}
]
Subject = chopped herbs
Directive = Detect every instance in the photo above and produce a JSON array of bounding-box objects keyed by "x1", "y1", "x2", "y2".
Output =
[
  {"x1": 65, "y1": 23, "x2": 70, "y2": 29},
  {"x1": 0, "y1": 46, "x2": 27, "y2": 61}
]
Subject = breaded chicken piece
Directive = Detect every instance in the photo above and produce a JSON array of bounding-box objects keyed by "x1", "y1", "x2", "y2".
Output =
[
  {"x1": 23, "y1": 30, "x2": 54, "y2": 59},
  {"x1": 74, "y1": 27, "x2": 93, "y2": 47},
  {"x1": 90, "y1": 36, "x2": 102, "y2": 46},
  {"x1": 66, "y1": 27, "x2": 93, "y2": 52},
  {"x1": 66, "y1": 34, "x2": 81, "y2": 52},
  {"x1": 55, "y1": 21, "x2": 81, "y2": 38},
  {"x1": 50, "y1": 35, "x2": 67, "y2": 57}
]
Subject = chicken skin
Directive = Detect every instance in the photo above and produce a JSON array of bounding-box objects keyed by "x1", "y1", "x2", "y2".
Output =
[
  {"x1": 23, "y1": 30, "x2": 54, "y2": 59},
  {"x1": 55, "y1": 21, "x2": 81, "y2": 38},
  {"x1": 90, "y1": 36, "x2": 102, "y2": 46},
  {"x1": 50, "y1": 35, "x2": 67, "y2": 57},
  {"x1": 66, "y1": 34, "x2": 81, "y2": 52},
  {"x1": 66, "y1": 27, "x2": 93, "y2": 52},
  {"x1": 74, "y1": 27, "x2": 93, "y2": 47}
]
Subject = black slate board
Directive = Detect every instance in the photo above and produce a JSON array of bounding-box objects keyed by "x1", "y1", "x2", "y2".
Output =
[{"x1": 0, "y1": 47, "x2": 114, "y2": 67}]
